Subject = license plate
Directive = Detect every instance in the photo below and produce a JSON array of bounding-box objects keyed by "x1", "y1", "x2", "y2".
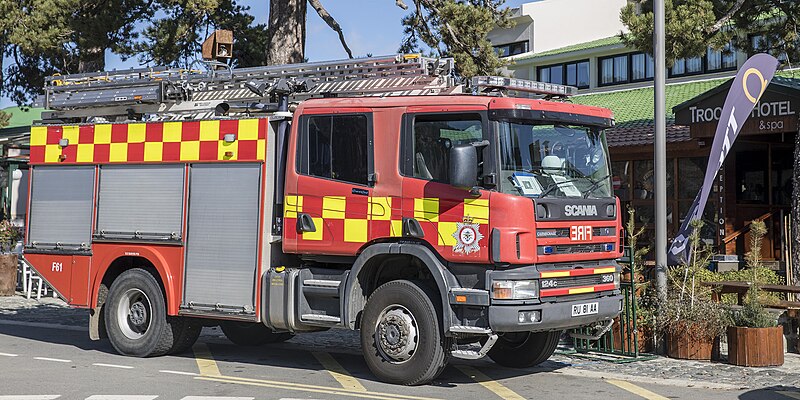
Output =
[{"x1": 571, "y1": 302, "x2": 598, "y2": 317}]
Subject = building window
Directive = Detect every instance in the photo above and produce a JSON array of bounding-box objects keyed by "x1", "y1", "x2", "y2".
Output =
[
  {"x1": 599, "y1": 52, "x2": 654, "y2": 86},
  {"x1": 750, "y1": 34, "x2": 789, "y2": 61},
  {"x1": 495, "y1": 41, "x2": 529, "y2": 58},
  {"x1": 631, "y1": 53, "x2": 655, "y2": 81},
  {"x1": 707, "y1": 41, "x2": 737, "y2": 71},
  {"x1": 671, "y1": 55, "x2": 703, "y2": 77},
  {"x1": 538, "y1": 60, "x2": 589, "y2": 88},
  {"x1": 301, "y1": 114, "x2": 370, "y2": 185},
  {"x1": 599, "y1": 54, "x2": 630, "y2": 85}
]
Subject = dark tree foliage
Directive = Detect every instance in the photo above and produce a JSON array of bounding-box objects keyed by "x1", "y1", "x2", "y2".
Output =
[
  {"x1": 131, "y1": 0, "x2": 269, "y2": 68},
  {"x1": 621, "y1": 0, "x2": 800, "y2": 67},
  {"x1": 397, "y1": 0, "x2": 513, "y2": 77},
  {"x1": 0, "y1": 0, "x2": 151, "y2": 104}
]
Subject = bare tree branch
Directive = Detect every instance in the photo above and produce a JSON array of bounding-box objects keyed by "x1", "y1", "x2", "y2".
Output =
[
  {"x1": 395, "y1": 0, "x2": 409, "y2": 10},
  {"x1": 308, "y1": 0, "x2": 353, "y2": 59},
  {"x1": 706, "y1": 0, "x2": 746, "y2": 34}
]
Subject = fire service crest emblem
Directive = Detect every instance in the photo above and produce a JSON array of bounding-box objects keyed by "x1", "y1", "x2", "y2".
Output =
[{"x1": 452, "y1": 216, "x2": 484, "y2": 254}]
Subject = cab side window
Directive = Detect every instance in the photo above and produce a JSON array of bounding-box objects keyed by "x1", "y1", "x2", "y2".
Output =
[
  {"x1": 300, "y1": 114, "x2": 370, "y2": 185},
  {"x1": 412, "y1": 114, "x2": 483, "y2": 183}
]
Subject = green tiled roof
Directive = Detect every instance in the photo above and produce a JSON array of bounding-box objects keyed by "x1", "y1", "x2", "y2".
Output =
[
  {"x1": 1, "y1": 106, "x2": 44, "y2": 128},
  {"x1": 572, "y1": 78, "x2": 728, "y2": 126},
  {"x1": 515, "y1": 36, "x2": 623, "y2": 61}
]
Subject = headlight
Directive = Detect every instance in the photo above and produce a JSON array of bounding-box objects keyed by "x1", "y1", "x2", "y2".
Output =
[
  {"x1": 613, "y1": 272, "x2": 620, "y2": 289},
  {"x1": 492, "y1": 280, "x2": 539, "y2": 300}
]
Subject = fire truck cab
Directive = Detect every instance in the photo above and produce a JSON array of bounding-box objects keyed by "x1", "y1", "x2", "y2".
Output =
[{"x1": 24, "y1": 58, "x2": 623, "y2": 385}]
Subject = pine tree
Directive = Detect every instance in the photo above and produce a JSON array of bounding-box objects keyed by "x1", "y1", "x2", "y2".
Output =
[
  {"x1": 0, "y1": 0, "x2": 151, "y2": 104},
  {"x1": 397, "y1": 0, "x2": 512, "y2": 78}
]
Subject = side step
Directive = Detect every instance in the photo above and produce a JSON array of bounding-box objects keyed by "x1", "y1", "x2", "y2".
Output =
[
  {"x1": 301, "y1": 314, "x2": 342, "y2": 324},
  {"x1": 451, "y1": 333, "x2": 498, "y2": 360}
]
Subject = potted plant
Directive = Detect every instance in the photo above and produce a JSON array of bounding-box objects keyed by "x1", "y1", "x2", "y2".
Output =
[
  {"x1": 726, "y1": 220, "x2": 783, "y2": 367},
  {"x1": 657, "y1": 220, "x2": 728, "y2": 360},
  {"x1": 0, "y1": 219, "x2": 21, "y2": 296}
]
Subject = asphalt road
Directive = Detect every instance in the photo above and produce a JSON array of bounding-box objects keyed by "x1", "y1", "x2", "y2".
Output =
[{"x1": 0, "y1": 321, "x2": 794, "y2": 400}]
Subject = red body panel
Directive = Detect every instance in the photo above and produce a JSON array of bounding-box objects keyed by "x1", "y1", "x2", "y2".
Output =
[{"x1": 90, "y1": 244, "x2": 185, "y2": 315}]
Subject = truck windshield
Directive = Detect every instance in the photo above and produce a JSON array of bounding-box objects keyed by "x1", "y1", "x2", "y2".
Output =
[{"x1": 496, "y1": 121, "x2": 612, "y2": 198}]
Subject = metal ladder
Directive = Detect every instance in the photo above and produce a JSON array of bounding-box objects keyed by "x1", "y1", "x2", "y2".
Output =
[{"x1": 39, "y1": 54, "x2": 457, "y2": 122}]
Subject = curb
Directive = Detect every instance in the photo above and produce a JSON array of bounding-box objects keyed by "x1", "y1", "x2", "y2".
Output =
[{"x1": 554, "y1": 367, "x2": 747, "y2": 390}]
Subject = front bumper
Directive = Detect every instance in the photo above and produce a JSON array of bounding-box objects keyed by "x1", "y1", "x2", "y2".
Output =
[{"x1": 488, "y1": 293, "x2": 623, "y2": 332}]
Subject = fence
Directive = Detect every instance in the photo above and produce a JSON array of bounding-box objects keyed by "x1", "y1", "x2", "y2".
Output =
[{"x1": 570, "y1": 281, "x2": 654, "y2": 360}]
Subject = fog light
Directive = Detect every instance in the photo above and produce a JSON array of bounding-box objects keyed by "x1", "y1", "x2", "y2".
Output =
[
  {"x1": 604, "y1": 243, "x2": 615, "y2": 252},
  {"x1": 543, "y1": 246, "x2": 554, "y2": 255},
  {"x1": 518, "y1": 311, "x2": 539, "y2": 323}
]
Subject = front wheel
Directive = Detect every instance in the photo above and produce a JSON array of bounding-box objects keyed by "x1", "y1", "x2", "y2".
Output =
[
  {"x1": 487, "y1": 330, "x2": 562, "y2": 368},
  {"x1": 360, "y1": 280, "x2": 449, "y2": 385}
]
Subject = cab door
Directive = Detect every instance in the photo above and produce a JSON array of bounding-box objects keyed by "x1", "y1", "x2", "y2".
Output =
[
  {"x1": 291, "y1": 111, "x2": 374, "y2": 256},
  {"x1": 400, "y1": 109, "x2": 492, "y2": 263}
]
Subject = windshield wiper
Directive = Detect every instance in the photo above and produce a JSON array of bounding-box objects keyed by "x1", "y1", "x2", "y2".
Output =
[
  {"x1": 539, "y1": 178, "x2": 582, "y2": 198},
  {"x1": 582, "y1": 174, "x2": 611, "y2": 198}
]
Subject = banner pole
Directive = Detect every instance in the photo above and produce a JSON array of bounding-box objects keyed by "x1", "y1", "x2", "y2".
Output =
[{"x1": 654, "y1": 0, "x2": 668, "y2": 302}]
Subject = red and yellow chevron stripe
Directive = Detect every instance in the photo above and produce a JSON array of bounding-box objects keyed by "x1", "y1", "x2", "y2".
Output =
[{"x1": 30, "y1": 119, "x2": 268, "y2": 164}]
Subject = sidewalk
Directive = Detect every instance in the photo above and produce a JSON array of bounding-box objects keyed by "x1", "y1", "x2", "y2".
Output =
[{"x1": 1, "y1": 293, "x2": 798, "y2": 390}]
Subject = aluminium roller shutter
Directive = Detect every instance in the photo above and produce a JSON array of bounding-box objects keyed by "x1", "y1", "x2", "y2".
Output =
[
  {"x1": 28, "y1": 166, "x2": 95, "y2": 250},
  {"x1": 183, "y1": 163, "x2": 261, "y2": 312},
  {"x1": 96, "y1": 165, "x2": 184, "y2": 240}
]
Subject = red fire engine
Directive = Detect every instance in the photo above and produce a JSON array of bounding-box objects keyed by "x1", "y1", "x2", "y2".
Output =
[{"x1": 23, "y1": 53, "x2": 623, "y2": 385}]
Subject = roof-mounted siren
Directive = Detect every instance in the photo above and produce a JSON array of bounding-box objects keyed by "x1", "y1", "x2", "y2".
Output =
[
  {"x1": 202, "y1": 30, "x2": 234, "y2": 65},
  {"x1": 470, "y1": 76, "x2": 578, "y2": 98}
]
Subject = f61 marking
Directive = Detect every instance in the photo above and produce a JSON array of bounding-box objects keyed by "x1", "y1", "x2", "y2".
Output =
[
  {"x1": 570, "y1": 225, "x2": 593, "y2": 241},
  {"x1": 51, "y1": 262, "x2": 63, "y2": 272}
]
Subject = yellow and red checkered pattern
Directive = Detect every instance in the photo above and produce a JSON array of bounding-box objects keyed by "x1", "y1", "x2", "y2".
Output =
[
  {"x1": 30, "y1": 119, "x2": 267, "y2": 164},
  {"x1": 284, "y1": 194, "x2": 488, "y2": 245}
]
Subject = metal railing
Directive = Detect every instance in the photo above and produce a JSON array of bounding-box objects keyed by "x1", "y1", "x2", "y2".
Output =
[{"x1": 570, "y1": 282, "x2": 654, "y2": 360}]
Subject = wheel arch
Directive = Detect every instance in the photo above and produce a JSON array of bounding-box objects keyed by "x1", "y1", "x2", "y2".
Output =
[
  {"x1": 90, "y1": 247, "x2": 180, "y2": 317},
  {"x1": 342, "y1": 242, "x2": 459, "y2": 331}
]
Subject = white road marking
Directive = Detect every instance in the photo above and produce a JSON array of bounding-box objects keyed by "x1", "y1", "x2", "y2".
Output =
[
  {"x1": 0, "y1": 319, "x2": 85, "y2": 332},
  {"x1": 181, "y1": 397, "x2": 255, "y2": 400},
  {"x1": 0, "y1": 396, "x2": 61, "y2": 400},
  {"x1": 92, "y1": 363, "x2": 134, "y2": 369},
  {"x1": 84, "y1": 396, "x2": 158, "y2": 400},
  {"x1": 0, "y1": 352, "x2": 19, "y2": 357},
  {"x1": 159, "y1": 370, "x2": 199, "y2": 376},
  {"x1": 33, "y1": 357, "x2": 71, "y2": 363}
]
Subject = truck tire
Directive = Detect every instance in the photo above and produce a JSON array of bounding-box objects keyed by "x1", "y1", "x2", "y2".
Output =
[
  {"x1": 360, "y1": 280, "x2": 449, "y2": 385},
  {"x1": 168, "y1": 317, "x2": 202, "y2": 354},
  {"x1": 487, "y1": 330, "x2": 561, "y2": 368},
  {"x1": 220, "y1": 321, "x2": 292, "y2": 346},
  {"x1": 104, "y1": 269, "x2": 176, "y2": 357}
]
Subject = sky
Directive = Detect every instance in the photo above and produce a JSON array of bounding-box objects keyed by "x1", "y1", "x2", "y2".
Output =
[{"x1": 0, "y1": 0, "x2": 530, "y2": 109}]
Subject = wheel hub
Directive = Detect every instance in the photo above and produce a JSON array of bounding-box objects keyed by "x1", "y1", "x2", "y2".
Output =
[
  {"x1": 376, "y1": 306, "x2": 418, "y2": 363},
  {"x1": 116, "y1": 288, "x2": 152, "y2": 340},
  {"x1": 129, "y1": 302, "x2": 147, "y2": 326}
]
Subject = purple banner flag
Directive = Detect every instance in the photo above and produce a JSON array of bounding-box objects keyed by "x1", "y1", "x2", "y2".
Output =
[{"x1": 667, "y1": 53, "x2": 780, "y2": 265}]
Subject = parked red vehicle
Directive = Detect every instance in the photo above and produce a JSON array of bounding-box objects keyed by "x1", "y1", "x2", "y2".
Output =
[{"x1": 24, "y1": 54, "x2": 623, "y2": 385}]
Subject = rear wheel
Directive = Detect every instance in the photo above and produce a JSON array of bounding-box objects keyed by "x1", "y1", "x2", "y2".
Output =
[
  {"x1": 487, "y1": 330, "x2": 561, "y2": 368},
  {"x1": 105, "y1": 269, "x2": 176, "y2": 357},
  {"x1": 168, "y1": 317, "x2": 202, "y2": 354},
  {"x1": 220, "y1": 321, "x2": 292, "y2": 346},
  {"x1": 360, "y1": 280, "x2": 449, "y2": 385}
]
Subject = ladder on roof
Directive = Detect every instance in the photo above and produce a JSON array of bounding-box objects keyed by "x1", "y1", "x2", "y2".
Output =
[{"x1": 39, "y1": 54, "x2": 457, "y2": 122}]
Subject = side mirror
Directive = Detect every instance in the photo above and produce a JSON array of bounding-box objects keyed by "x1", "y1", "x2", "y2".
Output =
[{"x1": 449, "y1": 144, "x2": 479, "y2": 189}]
